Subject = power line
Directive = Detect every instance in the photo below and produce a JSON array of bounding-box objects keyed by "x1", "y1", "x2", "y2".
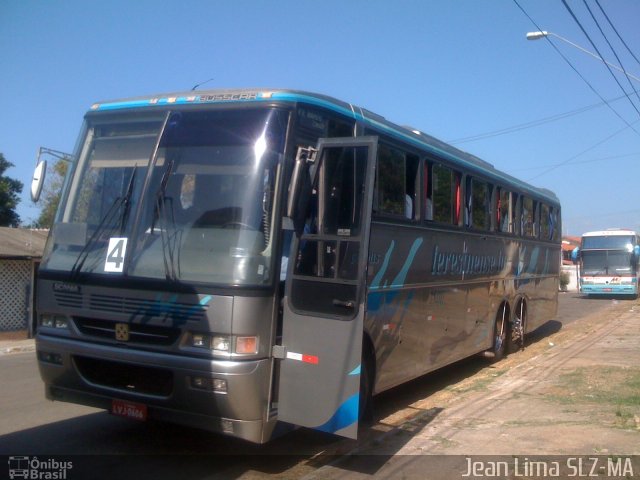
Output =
[
  {"x1": 595, "y1": 0, "x2": 640, "y2": 71},
  {"x1": 561, "y1": 0, "x2": 640, "y2": 119},
  {"x1": 527, "y1": 118, "x2": 640, "y2": 181},
  {"x1": 512, "y1": 0, "x2": 640, "y2": 139},
  {"x1": 448, "y1": 92, "x2": 630, "y2": 145},
  {"x1": 580, "y1": 0, "x2": 640, "y2": 111},
  {"x1": 508, "y1": 151, "x2": 639, "y2": 172}
]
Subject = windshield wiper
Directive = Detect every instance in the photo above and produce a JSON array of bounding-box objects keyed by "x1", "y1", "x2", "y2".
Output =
[
  {"x1": 69, "y1": 169, "x2": 138, "y2": 280},
  {"x1": 120, "y1": 168, "x2": 137, "y2": 232},
  {"x1": 152, "y1": 158, "x2": 181, "y2": 282}
]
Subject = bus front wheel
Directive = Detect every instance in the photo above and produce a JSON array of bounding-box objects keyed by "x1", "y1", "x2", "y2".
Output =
[{"x1": 359, "y1": 342, "x2": 374, "y2": 422}]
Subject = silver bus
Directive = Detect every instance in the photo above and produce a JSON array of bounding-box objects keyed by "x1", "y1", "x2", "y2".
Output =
[{"x1": 33, "y1": 89, "x2": 561, "y2": 443}]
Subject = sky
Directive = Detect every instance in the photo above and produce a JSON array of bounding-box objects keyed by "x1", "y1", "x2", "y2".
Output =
[{"x1": 1, "y1": 0, "x2": 639, "y2": 236}]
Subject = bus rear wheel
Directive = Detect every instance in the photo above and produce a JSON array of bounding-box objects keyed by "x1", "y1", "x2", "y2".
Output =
[
  {"x1": 508, "y1": 298, "x2": 527, "y2": 353},
  {"x1": 490, "y1": 304, "x2": 508, "y2": 362}
]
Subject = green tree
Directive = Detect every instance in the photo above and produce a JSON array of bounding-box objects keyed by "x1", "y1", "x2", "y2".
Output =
[
  {"x1": 35, "y1": 159, "x2": 69, "y2": 228},
  {"x1": 0, "y1": 152, "x2": 23, "y2": 227}
]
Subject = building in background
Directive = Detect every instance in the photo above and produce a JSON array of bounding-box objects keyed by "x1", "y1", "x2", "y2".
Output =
[{"x1": 0, "y1": 228, "x2": 48, "y2": 335}]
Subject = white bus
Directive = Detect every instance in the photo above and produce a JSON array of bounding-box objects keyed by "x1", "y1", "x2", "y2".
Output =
[{"x1": 573, "y1": 229, "x2": 640, "y2": 297}]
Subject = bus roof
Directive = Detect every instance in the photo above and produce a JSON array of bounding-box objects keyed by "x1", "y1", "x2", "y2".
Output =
[
  {"x1": 89, "y1": 88, "x2": 560, "y2": 205},
  {"x1": 582, "y1": 229, "x2": 638, "y2": 237}
]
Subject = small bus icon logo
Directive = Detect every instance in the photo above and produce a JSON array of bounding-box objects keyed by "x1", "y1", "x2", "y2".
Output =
[{"x1": 8, "y1": 456, "x2": 30, "y2": 479}]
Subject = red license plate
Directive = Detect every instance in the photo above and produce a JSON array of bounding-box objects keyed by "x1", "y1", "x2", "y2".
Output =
[
  {"x1": 112, "y1": 399, "x2": 147, "y2": 421},
  {"x1": 603, "y1": 288, "x2": 612, "y2": 292}
]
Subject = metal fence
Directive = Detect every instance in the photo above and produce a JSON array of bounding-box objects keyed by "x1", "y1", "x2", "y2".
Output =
[{"x1": 0, "y1": 259, "x2": 31, "y2": 331}]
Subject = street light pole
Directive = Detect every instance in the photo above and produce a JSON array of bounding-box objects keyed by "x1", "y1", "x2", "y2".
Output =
[{"x1": 526, "y1": 31, "x2": 640, "y2": 84}]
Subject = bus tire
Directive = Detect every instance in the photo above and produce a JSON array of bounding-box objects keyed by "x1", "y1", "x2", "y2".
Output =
[
  {"x1": 491, "y1": 304, "x2": 508, "y2": 362},
  {"x1": 359, "y1": 342, "x2": 374, "y2": 423},
  {"x1": 508, "y1": 298, "x2": 527, "y2": 353}
]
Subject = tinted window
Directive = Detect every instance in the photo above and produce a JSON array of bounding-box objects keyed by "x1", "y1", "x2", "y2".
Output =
[
  {"x1": 540, "y1": 204, "x2": 551, "y2": 240},
  {"x1": 375, "y1": 146, "x2": 418, "y2": 219},
  {"x1": 498, "y1": 188, "x2": 511, "y2": 233},
  {"x1": 432, "y1": 164, "x2": 459, "y2": 224},
  {"x1": 522, "y1": 197, "x2": 535, "y2": 237},
  {"x1": 466, "y1": 177, "x2": 489, "y2": 230},
  {"x1": 376, "y1": 145, "x2": 405, "y2": 217}
]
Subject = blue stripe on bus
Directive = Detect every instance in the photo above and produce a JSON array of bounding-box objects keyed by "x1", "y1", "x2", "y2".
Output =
[
  {"x1": 92, "y1": 91, "x2": 558, "y2": 203},
  {"x1": 390, "y1": 238, "x2": 424, "y2": 288},
  {"x1": 314, "y1": 392, "x2": 359, "y2": 434}
]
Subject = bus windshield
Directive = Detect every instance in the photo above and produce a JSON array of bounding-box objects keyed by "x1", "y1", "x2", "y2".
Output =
[
  {"x1": 582, "y1": 250, "x2": 633, "y2": 276},
  {"x1": 42, "y1": 108, "x2": 288, "y2": 287},
  {"x1": 582, "y1": 235, "x2": 634, "y2": 250}
]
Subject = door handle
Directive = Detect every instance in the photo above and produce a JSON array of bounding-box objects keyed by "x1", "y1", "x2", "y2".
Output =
[{"x1": 332, "y1": 299, "x2": 355, "y2": 309}]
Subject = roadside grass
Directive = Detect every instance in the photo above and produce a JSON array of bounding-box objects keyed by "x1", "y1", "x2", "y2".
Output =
[{"x1": 547, "y1": 366, "x2": 640, "y2": 429}]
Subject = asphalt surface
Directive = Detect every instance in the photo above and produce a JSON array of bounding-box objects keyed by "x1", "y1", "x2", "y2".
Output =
[{"x1": 0, "y1": 293, "x2": 637, "y2": 480}]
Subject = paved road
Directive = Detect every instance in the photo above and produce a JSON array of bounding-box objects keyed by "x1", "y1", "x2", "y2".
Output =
[{"x1": 0, "y1": 294, "x2": 618, "y2": 479}]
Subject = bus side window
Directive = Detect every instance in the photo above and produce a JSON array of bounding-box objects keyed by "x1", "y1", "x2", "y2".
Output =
[
  {"x1": 406, "y1": 154, "x2": 419, "y2": 220},
  {"x1": 497, "y1": 188, "x2": 511, "y2": 233},
  {"x1": 540, "y1": 204, "x2": 551, "y2": 240},
  {"x1": 375, "y1": 145, "x2": 418, "y2": 220},
  {"x1": 551, "y1": 207, "x2": 560, "y2": 241},
  {"x1": 432, "y1": 163, "x2": 460, "y2": 225},
  {"x1": 522, "y1": 197, "x2": 534, "y2": 237},
  {"x1": 424, "y1": 160, "x2": 433, "y2": 220},
  {"x1": 465, "y1": 176, "x2": 488, "y2": 230},
  {"x1": 511, "y1": 194, "x2": 520, "y2": 236},
  {"x1": 375, "y1": 144, "x2": 405, "y2": 217}
]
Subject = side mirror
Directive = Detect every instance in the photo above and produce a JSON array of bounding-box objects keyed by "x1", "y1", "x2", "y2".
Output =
[
  {"x1": 571, "y1": 247, "x2": 580, "y2": 264},
  {"x1": 287, "y1": 146, "x2": 317, "y2": 236},
  {"x1": 634, "y1": 245, "x2": 640, "y2": 258},
  {"x1": 31, "y1": 160, "x2": 47, "y2": 202}
]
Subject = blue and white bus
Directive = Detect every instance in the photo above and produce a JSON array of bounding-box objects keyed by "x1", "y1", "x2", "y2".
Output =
[
  {"x1": 32, "y1": 89, "x2": 561, "y2": 443},
  {"x1": 573, "y1": 229, "x2": 640, "y2": 297}
]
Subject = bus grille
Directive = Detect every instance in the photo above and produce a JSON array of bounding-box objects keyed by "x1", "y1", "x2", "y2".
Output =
[
  {"x1": 52, "y1": 291, "x2": 208, "y2": 323},
  {"x1": 73, "y1": 317, "x2": 181, "y2": 346},
  {"x1": 74, "y1": 356, "x2": 173, "y2": 397},
  {"x1": 53, "y1": 291, "x2": 83, "y2": 308},
  {"x1": 88, "y1": 294, "x2": 208, "y2": 323}
]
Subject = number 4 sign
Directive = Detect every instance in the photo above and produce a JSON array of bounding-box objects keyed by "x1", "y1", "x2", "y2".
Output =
[{"x1": 105, "y1": 237, "x2": 128, "y2": 272}]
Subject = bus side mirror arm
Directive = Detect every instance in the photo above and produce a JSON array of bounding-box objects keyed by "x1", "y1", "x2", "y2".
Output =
[
  {"x1": 287, "y1": 146, "x2": 317, "y2": 236},
  {"x1": 571, "y1": 247, "x2": 580, "y2": 264}
]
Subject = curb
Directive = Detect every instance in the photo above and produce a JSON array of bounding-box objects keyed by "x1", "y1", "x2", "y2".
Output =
[{"x1": 0, "y1": 340, "x2": 36, "y2": 356}]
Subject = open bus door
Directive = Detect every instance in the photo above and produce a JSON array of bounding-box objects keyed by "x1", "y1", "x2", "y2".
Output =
[{"x1": 276, "y1": 137, "x2": 377, "y2": 439}]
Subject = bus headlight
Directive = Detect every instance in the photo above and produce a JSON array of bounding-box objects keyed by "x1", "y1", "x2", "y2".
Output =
[
  {"x1": 40, "y1": 314, "x2": 70, "y2": 329},
  {"x1": 190, "y1": 333, "x2": 230, "y2": 352},
  {"x1": 54, "y1": 317, "x2": 69, "y2": 329},
  {"x1": 191, "y1": 333, "x2": 209, "y2": 348},
  {"x1": 188, "y1": 332, "x2": 255, "y2": 354},
  {"x1": 41, "y1": 315, "x2": 54, "y2": 328},
  {"x1": 211, "y1": 335, "x2": 230, "y2": 352}
]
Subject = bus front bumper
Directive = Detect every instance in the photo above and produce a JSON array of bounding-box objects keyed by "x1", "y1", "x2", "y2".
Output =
[
  {"x1": 581, "y1": 284, "x2": 637, "y2": 295},
  {"x1": 36, "y1": 334, "x2": 275, "y2": 443}
]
